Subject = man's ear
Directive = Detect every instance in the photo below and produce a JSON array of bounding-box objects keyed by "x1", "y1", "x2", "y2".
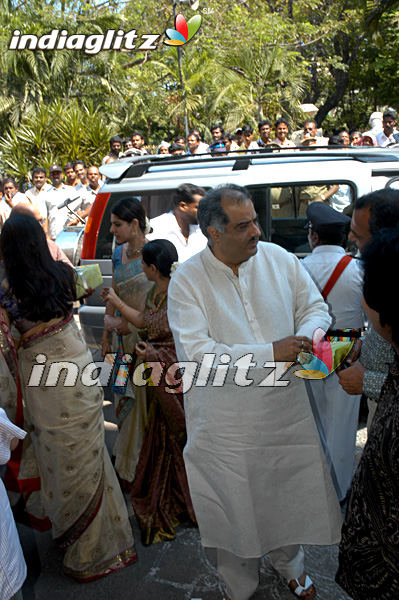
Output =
[
  {"x1": 179, "y1": 201, "x2": 188, "y2": 212},
  {"x1": 207, "y1": 226, "x2": 220, "y2": 244}
]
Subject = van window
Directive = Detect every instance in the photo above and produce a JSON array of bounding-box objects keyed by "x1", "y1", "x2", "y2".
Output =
[{"x1": 269, "y1": 183, "x2": 354, "y2": 254}]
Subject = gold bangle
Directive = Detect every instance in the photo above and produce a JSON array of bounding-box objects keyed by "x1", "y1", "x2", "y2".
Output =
[{"x1": 116, "y1": 298, "x2": 125, "y2": 312}]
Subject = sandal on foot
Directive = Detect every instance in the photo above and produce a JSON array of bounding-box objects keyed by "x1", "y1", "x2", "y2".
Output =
[{"x1": 288, "y1": 574, "x2": 316, "y2": 599}]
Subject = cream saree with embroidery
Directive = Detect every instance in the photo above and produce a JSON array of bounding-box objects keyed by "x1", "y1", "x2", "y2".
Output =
[{"x1": 17, "y1": 317, "x2": 136, "y2": 582}]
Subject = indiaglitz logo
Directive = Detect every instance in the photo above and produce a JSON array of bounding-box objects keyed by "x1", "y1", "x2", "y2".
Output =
[
  {"x1": 164, "y1": 13, "x2": 202, "y2": 46},
  {"x1": 8, "y1": 12, "x2": 202, "y2": 54}
]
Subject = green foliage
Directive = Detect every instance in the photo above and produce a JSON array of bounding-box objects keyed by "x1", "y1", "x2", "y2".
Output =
[{"x1": 1, "y1": 0, "x2": 399, "y2": 181}]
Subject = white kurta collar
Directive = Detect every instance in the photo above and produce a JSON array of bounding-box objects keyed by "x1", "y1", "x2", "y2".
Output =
[
  {"x1": 312, "y1": 245, "x2": 346, "y2": 255},
  {"x1": 202, "y1": 245, "x2": 255, "y2": 279}
]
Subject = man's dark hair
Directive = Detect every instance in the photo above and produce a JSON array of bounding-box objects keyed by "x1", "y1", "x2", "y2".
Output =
[
  {"x1": 168, "y1": 143, "x2": 184, "y2": 154},
  {"x1": 210, "y1": 124, "x2": 224, "y2": 134},
  {"x1": 242, "y1": 125, "x2": 253, "y2": 134},
  {"x1": 63, "y1": 162, "x2": 74, "y2": 172},
  {"x1": 173, "y1": 184, "x2": 206, "y2": 207},
  {"x1": 383, "y1": 109, "x2": 397, "y2": 121},
  {"x1": 275, "y1": 118, "x2": 289, "y2": 129},
  {"x1": 222, "y1": 133, "x2": 233, "y2": 142},
  {"x1": 110, "y1": 135, "x2": 122, "y2": 144},
  {"x1": 197, "y1": 184, "x2": 252, "y2": 245},
  {"x1": 142, "y1": 239, "x2": 178, "y2": 279},
  {"x1": 32, "y1": 167, "x2": 47, "y2": 177},
  {"x1": 73, "y1": 159, "x2": 87, "y2": 169},
  {"x1": 188, "y1": 131, "x2": 200, "y2": 142},
  {"x1": 2, "y1": 177, "x2": 17, "y2": 188},
  {"x1": 354, "y1": 189, "x2": 399, "y2": 237},
  {"x1": 131, "y1": 130, "x2": 144, "y2": 140},
  {"x1": 174, "y1": 136, "x2": 185, "y2": 144},
  {"x1": 258, "y1": 120, "x2": 272, "y2": 131},
  {"x1": 362, "y1": 227, "x2": 399, "y2": 345},
  {"x1": 191, "y1": 128, "x2": 202, "y2": 139}
]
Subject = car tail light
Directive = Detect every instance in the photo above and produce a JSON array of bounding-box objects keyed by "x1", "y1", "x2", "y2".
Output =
[{"x1": 81, "y1": 192, "x2": 110, "y2": 259}]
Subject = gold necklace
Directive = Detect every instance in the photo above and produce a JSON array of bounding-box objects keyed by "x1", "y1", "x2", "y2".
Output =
[
  {"x1": 150, "y1": 288, "x2": 167, "y2": 315},
  {"x1": 126, "y1": 240, "x2": 145, "y2": 259}
]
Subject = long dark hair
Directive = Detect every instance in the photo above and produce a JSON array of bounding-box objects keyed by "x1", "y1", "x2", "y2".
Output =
[
  {"x1": 111, "y1": 197, "x2": 147, "y2": 233},
  {"x1": 142, "y1": 240, "x2": 178, "y2": 278},
  {"x1": 0, "y1": 215, "x2": 76, "y2": 321}
]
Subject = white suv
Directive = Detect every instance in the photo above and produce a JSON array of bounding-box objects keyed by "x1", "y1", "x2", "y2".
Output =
[{"x1": 75, "y1": 147, "x2": 399, "y2": 347}]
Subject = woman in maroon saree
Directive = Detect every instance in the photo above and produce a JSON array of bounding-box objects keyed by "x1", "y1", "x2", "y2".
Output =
[{"x1": 102, "y1": 239, "x2": 196, "y2": 545}]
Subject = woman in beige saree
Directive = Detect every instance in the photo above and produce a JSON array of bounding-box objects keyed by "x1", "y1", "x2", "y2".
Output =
[
  {"x1": 101, "y1": 197, "x2": 151, "y2": 483},
  {"x1": 0, "y1": 214, "x2": 136, "y2": 582}
]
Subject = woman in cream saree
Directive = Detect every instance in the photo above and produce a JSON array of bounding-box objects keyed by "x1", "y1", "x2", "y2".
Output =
[{"x1": 0, "y1": 214, "x2": 136, "y2": 582}]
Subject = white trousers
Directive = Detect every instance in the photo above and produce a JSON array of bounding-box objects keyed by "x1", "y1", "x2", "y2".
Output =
[
  {"x1": 217, "y1": 545, "x2": 304, "y2": 600},
  {"x1": 306, "y1": 374, "x2": 360, "y2": 501}
]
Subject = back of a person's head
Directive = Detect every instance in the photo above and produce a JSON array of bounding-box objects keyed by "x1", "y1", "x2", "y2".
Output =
[
  {"x1": 355, "y1": 189, "x2": 399, "y2": 236},
  {"x1": 0, "y1": 214, "x2": 75, "y2": 321},
  {"x1": 142, "y1": 239, "x2": 178, "y2": 277},
  {"x1": 362, "y1": 227, "x2": 399, "y2": 345}
]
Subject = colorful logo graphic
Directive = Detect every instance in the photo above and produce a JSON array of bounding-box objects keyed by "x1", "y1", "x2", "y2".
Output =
[
  {"x1": 294, "y1": 328, "x2": 356, "y2": 380},
  {"x1": 164, "y1": 13, "x2": 202, "y2": 46}
]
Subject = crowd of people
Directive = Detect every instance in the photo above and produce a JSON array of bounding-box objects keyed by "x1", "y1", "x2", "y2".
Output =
[
  {"x1": 0, "y1": 108, "x2": 397, "y2": 237},
  {"x1": 1, "y1": 111, "x2": 399, "y2": 600},
  {"x1": 102, "y1": 109, "x2": 399, "y2": 161}
]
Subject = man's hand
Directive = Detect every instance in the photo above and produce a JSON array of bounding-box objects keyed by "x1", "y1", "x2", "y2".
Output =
[
  {"x1": 336, "y1": 339, "x2": 362, "y2": 374},
  {"x1": 273, "y1": 336, "x2": 312, "y2": 362},
  {"x1": 338, "y1": 360, "x2": 366, "y2": 394}
]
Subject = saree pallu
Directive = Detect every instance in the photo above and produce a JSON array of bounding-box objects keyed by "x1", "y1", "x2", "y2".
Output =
[
  {"x1": 112, "y1": 253, "x2": 151, "y2": 483},
  {"x1": 18, "y1": 317, "x2": 136, "y2": 582},
  {"x1": 0, "y1": 308, "x2": 50, "y2": 531},
  {"x1": 131, "y1": 289, "x2": 196, "y2": 545}
]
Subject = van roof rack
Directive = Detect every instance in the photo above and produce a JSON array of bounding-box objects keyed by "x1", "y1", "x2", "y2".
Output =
[{"x1": 99, "y1": 146, "x2": 399, "y2": 181}]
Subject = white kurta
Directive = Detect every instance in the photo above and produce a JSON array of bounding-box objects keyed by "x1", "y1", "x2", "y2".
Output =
[
  {"x1": 302, "y1": 246, "x2": 364, "y2": 501},
  {"x1": 168, "y1": 243, "x2": 342, "y2": 558},
  {"x1": 147, "y1": 212, "x2": 207, "y2": 262}
]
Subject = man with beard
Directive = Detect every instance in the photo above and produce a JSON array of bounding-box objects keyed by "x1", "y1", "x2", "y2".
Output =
[{"x1": 147, "y1": 184, "x2": 207, "y2": 262}]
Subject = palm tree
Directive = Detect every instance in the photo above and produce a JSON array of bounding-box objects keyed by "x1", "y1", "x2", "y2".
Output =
[{"x1": 208, "y1": 37, "x2": 308, "y2": 131}]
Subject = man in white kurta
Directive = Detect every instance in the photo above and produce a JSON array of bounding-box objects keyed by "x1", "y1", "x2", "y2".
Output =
[
  {"x1": 168, "y1": 185, "x2": 342, "y2": 600},
  {"x1": 301, "y1": 202, "x2": 364, "y2": 503}
]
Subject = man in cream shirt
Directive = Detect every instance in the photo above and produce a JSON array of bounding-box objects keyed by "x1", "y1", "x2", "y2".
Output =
[{"x1": 168, "y1": 184, "x2": 342, "y2": 600}]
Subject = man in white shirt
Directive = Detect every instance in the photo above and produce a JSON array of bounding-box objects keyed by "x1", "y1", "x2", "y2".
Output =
[
  {"x1": 376, "y1": 109, "x2": 399, "y2": 146},
  {"x1": 44, "y1": 165, "x2": 80, "y2": 240},
  {"x1": 66, "y1": 165, "x2": 102, "y2": 226},
  {"x1": 0, "y1": 178, "x2": 26, "y2": 229},
  {"x1": 302, "y1": 202, "x2": 364, "y2": 504},
  {"x1": 167, "y1": 184, "x2": 342, "y2": 600},
  {"x1": 186, "y1": 131, "x2": 209, "y2": 156},
  {"x1": 147, "y1": 184, "x2": 207, "y2": 262},
  {"x1": 25, "y1": 167, "x2": 51, "y2": 208}
]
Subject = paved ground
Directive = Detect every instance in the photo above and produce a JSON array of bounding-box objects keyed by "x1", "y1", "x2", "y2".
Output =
[{"x1": 16, "y1": 328, "x2": 363, "y2": 600}]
